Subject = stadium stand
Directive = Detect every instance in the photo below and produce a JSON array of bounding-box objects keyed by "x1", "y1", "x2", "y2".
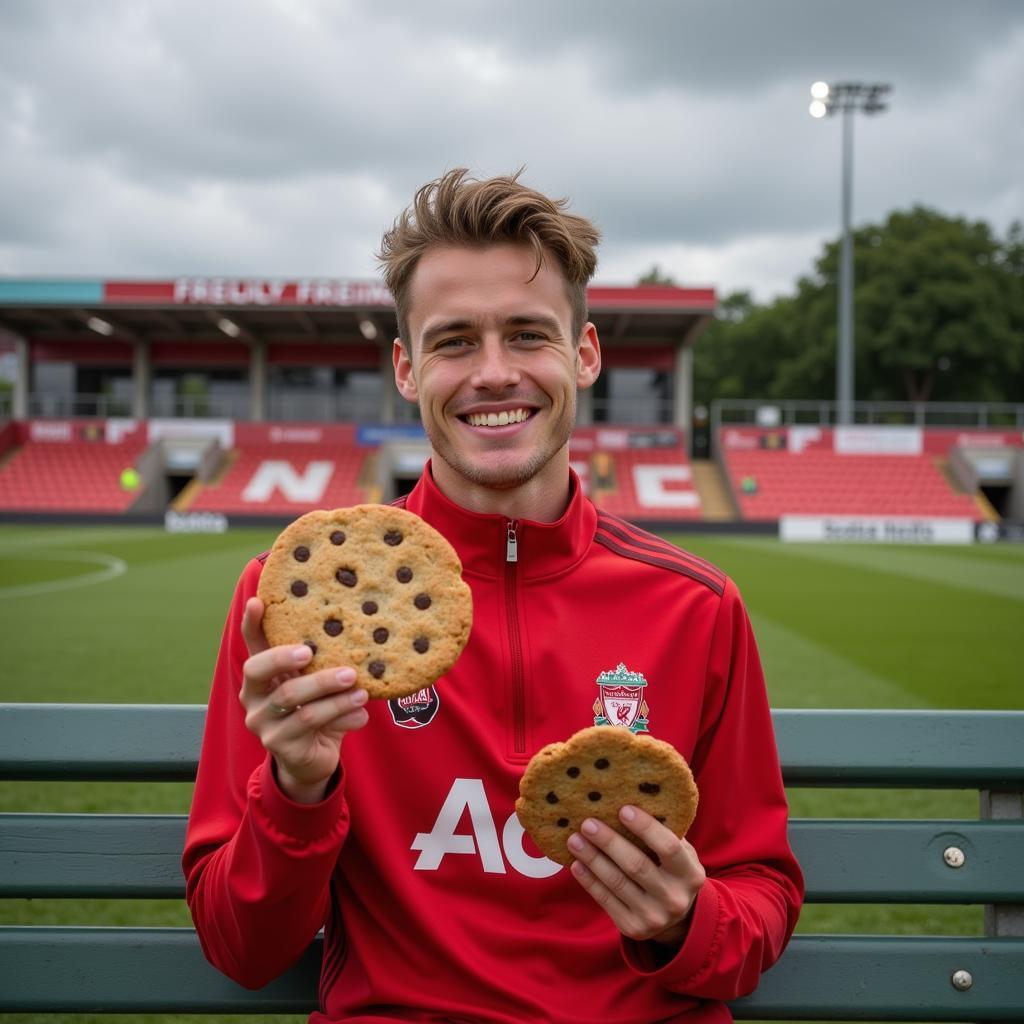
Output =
[
  {"x1": 571, "y1": 426, "x2": 702, "y2": 522},
  {"x1": 184, "y1": 440, "x2": 372, "y2": 515},
  {"x1": 0, "y1": 421, "x2": 147, "y2": 513},
  {"x1": 719, "y1": 426, "x2": 1015, "y2": 521}
]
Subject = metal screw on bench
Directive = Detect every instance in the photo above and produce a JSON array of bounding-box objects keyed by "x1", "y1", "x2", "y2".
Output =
[
  {"x1": 951, "y1": 969, "x2": 973, "y2": 991},
  {"x1": 943, "y1": 845, "x2": 965, "y2": 868}
]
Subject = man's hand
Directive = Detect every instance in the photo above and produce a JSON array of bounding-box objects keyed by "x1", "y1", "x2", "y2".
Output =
[
  {"x1": 238, "y1": 596, "x2": 369, "y2": 804},
  {"x1": 567, "y1": 805, "x2": 706, "y2": 946}
]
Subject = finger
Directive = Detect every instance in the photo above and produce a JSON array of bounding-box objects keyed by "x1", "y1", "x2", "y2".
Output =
[
  {"x1": 571, "y1": 817, "x2": 662, "y2": 893},
  {"x1": 568, "y1": 854, "x2": 640, "y2": 936},
  {"x1": 241, "y1": 597, "x2": 270, "y2": 657},
  {"x1": 240, "y1": 643, "x2": 312, "y2": 705},
  {"x1": 261, "y1": 667, "x2": 359, "y2": 718},
  {"x1": 619, "y1": 805, "x2": 705, "y2": 882},
  {"x1": 270, "y1": 685, "x2": 370, "y2": 737}
]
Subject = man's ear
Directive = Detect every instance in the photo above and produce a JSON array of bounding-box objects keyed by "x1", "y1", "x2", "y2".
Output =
[
  {"x1": 393, "y1": 338, "x2": 418, "y2": 401},
  {"x1": 575, "y1": 323, "x2": 601, "y2": 390}
]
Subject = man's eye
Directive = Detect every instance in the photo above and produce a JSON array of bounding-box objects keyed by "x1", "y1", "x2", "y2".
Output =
[
  {"x1": 437, "y1": 337, "x2": 468, "y2": 349},
  {"x1": 515, "y1": 331, "x2": 543, "y2": 342}
]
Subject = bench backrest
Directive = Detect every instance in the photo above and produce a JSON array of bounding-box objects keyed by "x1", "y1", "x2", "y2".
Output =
[{"x1": 1, "y1": 704, "x2": 1023, "y2": 1019}]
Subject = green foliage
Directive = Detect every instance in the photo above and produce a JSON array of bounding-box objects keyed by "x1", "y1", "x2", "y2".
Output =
[
  {"x1": 637, "y1": 263, "x2": 678, "y2": 286},
  {"x1": 693, "y1": 207, "x2": 1024, "y2": 405}
]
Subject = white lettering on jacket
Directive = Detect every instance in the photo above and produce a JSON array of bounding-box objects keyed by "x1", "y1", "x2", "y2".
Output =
[{"x1": 410, "y1": 778, "x2": 562, "y2": 879}]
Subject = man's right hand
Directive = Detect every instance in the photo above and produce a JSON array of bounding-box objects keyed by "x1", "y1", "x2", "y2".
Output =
[{"x1": 239, "y1": 596, "x2": 369, "y2": 804}]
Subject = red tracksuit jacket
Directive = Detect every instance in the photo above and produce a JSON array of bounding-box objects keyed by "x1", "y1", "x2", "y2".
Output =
[{"x1": 183, "y1": 466, "x2": 803, "y2": 1023}]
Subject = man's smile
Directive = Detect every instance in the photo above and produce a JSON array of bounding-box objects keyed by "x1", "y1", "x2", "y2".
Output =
[{"x1": 461, "y1": 408, "x2": 535, "y2": 428}]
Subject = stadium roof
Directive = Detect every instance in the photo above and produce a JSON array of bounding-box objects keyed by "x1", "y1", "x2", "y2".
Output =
[{"x1": 0, "y1": 278, "x2": 715, "y2": 352}]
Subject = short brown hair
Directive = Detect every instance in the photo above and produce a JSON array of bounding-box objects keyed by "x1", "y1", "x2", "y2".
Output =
[{"x1": 378, "y1": 168, "x2": 600, "y2": 345}]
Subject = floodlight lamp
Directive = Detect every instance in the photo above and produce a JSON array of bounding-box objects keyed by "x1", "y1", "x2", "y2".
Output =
[
  {"x1": 811, "y1": 81, "x2": 830, "y2": 100},
  {"x1": 217, "y1": 318, "x2": 242, "y2": 338},
  {"x1": 87, "y1": 316, "x2": 114, "y2": 336},
  {"x1": 809, "y1": 99, "x2": 828, "y2": 119},
  {"x1": 358, "y1": 318, "x2": 378, "y2": 340}
]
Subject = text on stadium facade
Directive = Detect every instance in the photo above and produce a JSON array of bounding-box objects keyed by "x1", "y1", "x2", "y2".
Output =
[{"x1": 172, "y1": 278, "x2": 394, "y2": 307}]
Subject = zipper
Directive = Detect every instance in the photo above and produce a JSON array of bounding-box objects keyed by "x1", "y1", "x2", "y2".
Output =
[{"x1": 504, "y1": 520, "x2": 526, "y2": 754}]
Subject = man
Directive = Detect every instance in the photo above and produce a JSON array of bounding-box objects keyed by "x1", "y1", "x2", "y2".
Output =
[{"x1": 184, "y1": 169, "x2": 803, "y2": 1023}]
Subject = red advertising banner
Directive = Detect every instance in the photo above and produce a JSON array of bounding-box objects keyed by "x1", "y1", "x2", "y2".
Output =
[{"x1": 99, "y1": 280, "x2": 715, "y2": 311}]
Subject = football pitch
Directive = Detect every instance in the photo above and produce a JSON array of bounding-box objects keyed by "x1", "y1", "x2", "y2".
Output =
[{"x1": 1, "y1": 523, "x2": 1021, "y2": 1024}]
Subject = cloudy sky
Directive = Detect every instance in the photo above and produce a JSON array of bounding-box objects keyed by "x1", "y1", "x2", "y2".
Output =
[{"x1": 1, "y1": 0, "x2": 1021, "y2": 302}]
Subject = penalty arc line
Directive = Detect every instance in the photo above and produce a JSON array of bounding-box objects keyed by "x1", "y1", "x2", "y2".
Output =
[{"x1": 0, "y1": 549, "x2": 128, "y2": 599}]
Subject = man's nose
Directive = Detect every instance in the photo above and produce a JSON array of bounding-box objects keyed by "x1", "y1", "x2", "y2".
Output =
[{"x1": 470, "y1": 339, "x2": 522, "y2": 390}]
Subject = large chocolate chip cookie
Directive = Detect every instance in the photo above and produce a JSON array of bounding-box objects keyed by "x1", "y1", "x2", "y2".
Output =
[{"x1": 257, "y1": 505, "x2": 472, "y2": 699}]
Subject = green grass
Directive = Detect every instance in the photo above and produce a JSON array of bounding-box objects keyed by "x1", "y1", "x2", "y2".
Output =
[{"x1": 1, "y1": 525, "x2": 1022, "y2": 1023}]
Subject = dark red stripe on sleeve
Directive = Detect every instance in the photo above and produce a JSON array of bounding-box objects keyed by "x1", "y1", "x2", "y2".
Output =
[
  {"x1": 596, "y1": 512, "x2": 727, "y2": 585},
  {"x1": 594, "y1": 530, "x2": 725, "y2": 595}
]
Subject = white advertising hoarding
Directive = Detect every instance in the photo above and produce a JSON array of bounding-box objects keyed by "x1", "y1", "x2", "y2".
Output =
[{"x1": 780, "y1": 516, "x2": 974, "y2": 544}]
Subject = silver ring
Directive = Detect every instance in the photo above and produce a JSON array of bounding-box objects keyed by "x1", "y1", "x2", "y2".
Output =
[{"x1": 267, "y1": 702, "x2": 293, "y2": 717}]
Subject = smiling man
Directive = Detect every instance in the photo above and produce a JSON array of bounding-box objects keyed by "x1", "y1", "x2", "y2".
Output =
[{"x1": 184, "y1": 169, "x2": 803, "y2": 1023}]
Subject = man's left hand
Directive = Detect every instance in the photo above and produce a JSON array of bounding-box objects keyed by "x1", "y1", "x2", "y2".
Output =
[{"x1": 567, "y1": 805, "x2": 706, "y2": 946}]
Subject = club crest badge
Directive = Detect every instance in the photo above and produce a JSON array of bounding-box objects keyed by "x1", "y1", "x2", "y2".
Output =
[
  {"x1": 593, "y1": 663, "x2": 650, "y2": 733},
  {"x1": 388, "y1": 686, "x2": 441, "y2": 729}
]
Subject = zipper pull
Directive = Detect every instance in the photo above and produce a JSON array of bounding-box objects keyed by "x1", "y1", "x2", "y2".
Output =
[{"x1": 506, "y1": 520, "x2": 519, "y2": 563}]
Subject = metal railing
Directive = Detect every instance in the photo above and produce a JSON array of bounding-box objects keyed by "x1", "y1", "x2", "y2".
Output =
[
  {"x1": 27, "y1": 393, "x2": 134, "y2": 419},
  {"x1": 712, "y1": 399, "x2": 1024, "y2": 436}
]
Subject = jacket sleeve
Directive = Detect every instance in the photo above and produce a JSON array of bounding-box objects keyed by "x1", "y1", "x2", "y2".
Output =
[
  {"x1": 182, "y1": 558, "x2": 350, "y2": 989},
  {"x1": 622, "y1": 577, "x2": 804, "y2": 999}
]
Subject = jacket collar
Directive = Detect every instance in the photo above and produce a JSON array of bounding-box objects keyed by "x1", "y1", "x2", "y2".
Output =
[{"x1": 401, "y1": 461, "x2": 596, "y2": 581}]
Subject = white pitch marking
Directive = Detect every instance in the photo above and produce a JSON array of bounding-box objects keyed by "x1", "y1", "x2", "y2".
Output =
[{"x1": 0, "y1": 549, "x2": 128, "y2": 599}]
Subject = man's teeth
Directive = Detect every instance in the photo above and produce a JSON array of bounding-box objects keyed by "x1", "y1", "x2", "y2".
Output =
[{"x1": 466, "y1": 409, "x2": 531, "y2": 427}]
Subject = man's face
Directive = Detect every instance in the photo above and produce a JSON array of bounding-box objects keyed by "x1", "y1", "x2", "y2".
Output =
[{"x1": 393, "y1": 243, "x2": 600, "y2": 506}]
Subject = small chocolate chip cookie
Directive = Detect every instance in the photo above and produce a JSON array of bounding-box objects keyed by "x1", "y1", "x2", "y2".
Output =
[
  {"x1": 257, "y1": 504, "x2": 472, "y2": 699},
  {"x1": 516, "y1": 725, "x2": 698, "y2": 866}
]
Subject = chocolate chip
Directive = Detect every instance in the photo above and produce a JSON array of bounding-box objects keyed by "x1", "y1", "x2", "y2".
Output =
[
  {"x1": 588, "y1": 791, "x2": 602, "y2": 801},
  {"x1": 414, "y1": 593, "x2": 432, "y2": 609},
  {"x1": 566, "y1": 766, "x2": 580, "y2": 778},
  {"x1": 330, "y1": 531, "x2": 346, "y2": 545},
  {"x1": 655, "y1": 816, "x2": 667, "y2": 824},
  {"x1": 293, "y1": 546, "x2": 310, "y2": 562},
  {"x1": 594, "y1": 758, "x2": 610, "y2": 769},
  {"x1": 323, "y1": 618, "x2": 343, "y2": 636},
  {"x1": 638, "y1": 782, "x2": 661, "y2": 795},
  {"x1": 383, "y1": 530, "x2": 403, "y2": 546},
  {"x1": 305, "y1": 641, "x2": 318, "y2": 655},
  {"x1": 557, "y1": 818, "x2": 570, "y2": 828},
  {"x1": 362, "y1": 601, "x2": 378, "y2": 615},
  {"x1": 413, "y1": 636, "x2": 429, "y2": 653},
  {"x1": 396, "y1": 566, "x2": 413, "y2": 583},
  {"x1": 373, "y1": 627, "x2": 389, "y2": 644},
  {"x1": 336, "y1": 568, "x2": 357, "y2": 587},
  {"x1": 545, "y1": 792, "x2": 559, "y2": 804},
  {"x1": 368, "y1": 660, "x2": 385, "y2": 678},
  {"x1": 291, "y1": 580, "x2": 308, "y2": 597}
]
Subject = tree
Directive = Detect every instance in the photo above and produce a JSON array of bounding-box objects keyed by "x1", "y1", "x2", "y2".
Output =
[
  {"x1": 637, "y1": 265, "x2": 677, "y2": 286},
  {"x1": 693, "y1": 207, "x2": 1024, "y2": 406}
]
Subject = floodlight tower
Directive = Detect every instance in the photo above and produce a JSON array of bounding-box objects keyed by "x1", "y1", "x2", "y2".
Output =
[{"x1": 810, "y1": 81, "x2": 891, "y2": 425}]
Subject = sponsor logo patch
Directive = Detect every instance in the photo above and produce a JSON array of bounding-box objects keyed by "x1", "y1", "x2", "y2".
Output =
[{"x1": 388, "y1": 686, "x2": 441, "y2": 729}]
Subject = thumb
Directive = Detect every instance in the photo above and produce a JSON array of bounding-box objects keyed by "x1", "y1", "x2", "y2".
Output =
[{"x1": 241, "y1": 597, "x2": 270, "y2": 657}]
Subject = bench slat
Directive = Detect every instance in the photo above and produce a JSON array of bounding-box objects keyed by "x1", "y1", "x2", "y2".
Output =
[
  {"x1": 3, "y1": 813, "x2": 1022, "y2": 903},
  {"x1": 3, "y1": 705, "x2": 1024, "y2": 786},
  {"x1": 0, "y1": 704, "x2": 201, "y2": 781},
  {"x1": 0, "y1": 927, "x2": 1022, "y2": 1019},
  {"x1": 772, "y1": 708, "x2": 1024, "y2": 788}
]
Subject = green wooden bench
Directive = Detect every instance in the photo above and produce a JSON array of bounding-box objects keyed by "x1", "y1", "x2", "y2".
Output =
[{"x1": 1, "y1": 704, "x2": 1022, "y2": 1020}]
